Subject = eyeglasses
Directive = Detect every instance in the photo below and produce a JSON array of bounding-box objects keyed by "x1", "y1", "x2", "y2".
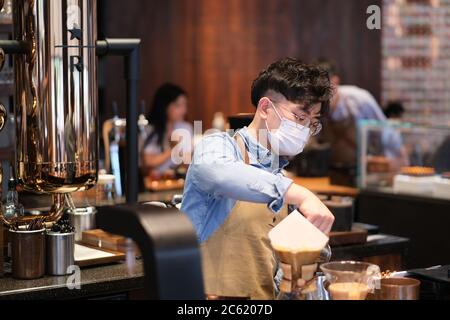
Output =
[{"x1": 270, "y1": 100, "x2": 323, "y2": 136}]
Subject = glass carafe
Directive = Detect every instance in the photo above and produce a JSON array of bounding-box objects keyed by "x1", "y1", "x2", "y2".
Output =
[{"x1": 320, "y1": 261, "x2": 381, "y2": 300}]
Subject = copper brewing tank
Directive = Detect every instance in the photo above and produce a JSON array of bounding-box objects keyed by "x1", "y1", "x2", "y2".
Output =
[{"x1": 0, "y1": 0, "x2": 98, "y2": 224}]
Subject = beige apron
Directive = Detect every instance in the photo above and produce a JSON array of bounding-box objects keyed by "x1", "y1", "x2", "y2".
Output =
[{"x1": 200, "y1": 134, "x2": 288, "y2": 300}]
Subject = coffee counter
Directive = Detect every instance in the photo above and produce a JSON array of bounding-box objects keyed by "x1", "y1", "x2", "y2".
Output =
[
  {"x1": 0, "y1": 234, "x2": 409, "y2": 300},
  {"x1": 21, "y1": 176, "x2": 357, "y2": 208},
  {"x1": 5, "y1": 184, "x2": 412, "y2": 300},
  {"x1": 0, "y1": 260, "x2": 145, "y2": 300},
  {"x1": 292, "y1": 177, "x2": 359, "y2": 197}
]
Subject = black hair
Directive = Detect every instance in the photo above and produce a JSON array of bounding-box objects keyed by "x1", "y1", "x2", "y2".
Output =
[
  {"x1": 251, "y1": 58, "x2": 332, "y2": 117},
  {"x1": 384, "y1": 101, "x2": 405, "y2": 119},
  {"x1": 147, "y1": 83, "x2": 187, "y2": 150}
]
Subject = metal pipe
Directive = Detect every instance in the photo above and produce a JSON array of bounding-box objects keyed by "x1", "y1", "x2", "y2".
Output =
[
  {"x1": 97, "y1": 38, "x2": 141, "y2": 204},
  {"x1": 0, "y1": 40, "x2": 28, "y2": 55}
]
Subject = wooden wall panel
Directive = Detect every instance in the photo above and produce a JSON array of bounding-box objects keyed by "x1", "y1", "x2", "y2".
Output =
[{"x1": 99, "y1": 0, "x2": 382, "y2": 128}]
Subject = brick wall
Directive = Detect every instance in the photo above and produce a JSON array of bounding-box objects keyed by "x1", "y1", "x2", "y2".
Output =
[{"x1": 382, "y1": 0, "x2": 450, "y2": 124}]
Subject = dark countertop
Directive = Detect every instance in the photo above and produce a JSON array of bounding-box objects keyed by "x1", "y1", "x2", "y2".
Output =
[
  {"x1": 0, "y1": 234, "x2": 410, "y2": 300},
  {"x1": 0, "y1": 260, "x2": 144, "y2": 300}
]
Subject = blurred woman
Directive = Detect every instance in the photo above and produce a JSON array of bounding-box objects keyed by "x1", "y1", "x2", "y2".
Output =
[{"x1": 142, "y1": 83, "x2": 193, "y2": 180}]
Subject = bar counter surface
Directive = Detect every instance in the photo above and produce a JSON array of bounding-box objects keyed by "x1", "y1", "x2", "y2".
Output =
[
  {"x1": 0, "y1": 234, "x2": 408, "y2": 300},
  {"x1": 3, "y1": 180, "x2": 407, "y2": 300},
  {"x1": 0, "y1": 260, "x2": 145, "y2": 300}
]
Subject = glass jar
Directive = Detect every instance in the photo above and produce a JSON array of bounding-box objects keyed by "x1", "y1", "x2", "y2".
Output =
[{"x1": 95, "y1": 174, "x2": 116, "y2": 206}]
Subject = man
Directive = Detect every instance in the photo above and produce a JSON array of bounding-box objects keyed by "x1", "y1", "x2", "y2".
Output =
[
  {"x1": 317, "y1": 59, "x2": 386, "y2": 186},
  {"x1": 181, "y1": 58, "x2": 334, "y2": 299}
]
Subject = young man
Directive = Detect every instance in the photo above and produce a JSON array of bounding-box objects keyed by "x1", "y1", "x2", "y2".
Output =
[{"x1": 181, "y1": 58, "x2": 335, "y2": 299}]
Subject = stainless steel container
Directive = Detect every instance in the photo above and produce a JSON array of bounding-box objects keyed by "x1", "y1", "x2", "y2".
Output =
[
  {"x1": 10, "y1": 228, "x2": 45, "y2": 279},
  {"x1": 0, "y1": 0, "x2": 99, "y2": 226},
  {"x1": 67, "y1": 206, "x2": 96, "y2": 241},
  {"x1": 46, "y1": 231, "x2": 75, "y2": 276},
  {"x1": 14, "y1": 0, "x2": 99, "y2": 195}
]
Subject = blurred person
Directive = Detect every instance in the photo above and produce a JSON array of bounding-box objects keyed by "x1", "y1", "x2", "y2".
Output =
[
  {"x1": 142, "y1": 83, "x2": 193, "y2": 180},
  {"x1": 317, "y1": 59, "x2": 386, "y2": 186}
]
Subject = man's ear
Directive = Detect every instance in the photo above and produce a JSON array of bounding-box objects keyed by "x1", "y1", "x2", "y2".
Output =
[{"x1": 257, "y1": 97, "x2": 271, "y2": 120}]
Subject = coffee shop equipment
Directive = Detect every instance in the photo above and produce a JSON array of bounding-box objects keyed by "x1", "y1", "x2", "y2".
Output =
[
  {"x1": 287, "y1": 139, "x2": 331, "y2": 178},
  {"x1": 269, "y1": 210, "x2": 332, "y2": 300},
  {"x1": 10, "y1": 225, "x2": 45, "y2": 280},
  {"x1": 408, "y1": 265, "x2": 450, "y2": 300},
  {"x1": 67, "y1": 206, "x2": 97, "y2": 242},
  {"x1": 102, "y1": 100, "x2": 149, "y2": 197},
  {"x1": 0, "y1": 1, "x2": 145, "y2": 223},
  {"x1": 2, "y1": 176, "x2": 24, "y2": 222},
  {"x1": 0, "y1": 0, "x2": 204, "y2": 299},
  {"x1": 374, "y1": 277, "x2": 420, "y2": 300},
  {"x1": 320, "y1": 261, "x2": 381, "y2": 300},
  {"x1": 46, "y1": 220, "x2": 75, "y2": 276},
  {"x1": 96, "y1": 204, "x2": 205, "y2": 300},
  {"x1": 322, "y1": 196, "x2": 354, "y2": 232},
  {"x1": 0, "y1": 0, "x2": 99, "y2": 225}
]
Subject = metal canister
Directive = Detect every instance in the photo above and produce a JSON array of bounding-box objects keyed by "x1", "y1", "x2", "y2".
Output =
[
  {"x1": 46, "y1": 232, "x2": 75, "y2": 276},
  {"x1": 10, "y1": 228, "x2": 45, "y2": 280},
  {"x1": 324, "y1": 196, "x2": 354, "y2": 232},
  {"x1": 67, "y1": 207, "x2": 97, "y2": 241},
  {"x1": 378, "y1": 277, "x2": 420, "y2": 300}
]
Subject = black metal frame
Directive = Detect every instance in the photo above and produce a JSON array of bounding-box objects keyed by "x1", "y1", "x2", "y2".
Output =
[
  {"x1": 97, "y1": 39, "x2": 140, "y2": 204},
  {"x1": 96, "y1": 205, "x2": 205, "y2": 300}
]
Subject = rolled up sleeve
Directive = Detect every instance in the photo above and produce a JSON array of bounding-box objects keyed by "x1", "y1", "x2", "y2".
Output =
[{"x1": 189, "y1": 134, "x2": 294, "y2": 213}]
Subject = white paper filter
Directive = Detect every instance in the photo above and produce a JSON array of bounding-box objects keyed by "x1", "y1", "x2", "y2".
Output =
[{"x1": 268, "y1": 210, "x2": 329, "y2": 252}]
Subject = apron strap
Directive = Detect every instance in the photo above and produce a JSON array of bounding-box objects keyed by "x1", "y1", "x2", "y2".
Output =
[{"x1": 234, "y1": 133, "x2": 250, "y2": 165}]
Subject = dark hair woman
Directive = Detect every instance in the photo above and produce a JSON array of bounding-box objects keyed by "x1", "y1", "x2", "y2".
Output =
[{"x1": 142, "y1": 83, "x2": 193, "y2": 178}]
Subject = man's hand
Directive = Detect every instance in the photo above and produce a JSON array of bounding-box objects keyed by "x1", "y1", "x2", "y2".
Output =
[
  {"x1": 284, "y1": 183, "x2": 335, "y2": 234},
  {"x1": 299, "y1": 194, "x2": 335, "y2": 235}
]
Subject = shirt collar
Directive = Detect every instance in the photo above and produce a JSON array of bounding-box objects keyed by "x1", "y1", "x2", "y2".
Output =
[{"x1": 237, "y1": 127, "x2": 289, "y2": 170}]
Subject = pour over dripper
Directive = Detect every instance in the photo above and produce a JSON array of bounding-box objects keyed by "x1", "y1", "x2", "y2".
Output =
[
  {"x1": 274, "y1": 244, "x2": 332, "y2": 294},
  {"x1": 269, "y1": 210, "x2": 331, "y2": 296},
  {"x1": 320, "y1": 261, "x2": 381, "y2": 300}
]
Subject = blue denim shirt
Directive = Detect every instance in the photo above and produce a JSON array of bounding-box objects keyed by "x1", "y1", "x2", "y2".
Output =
[{"x1": 181, "y1": 127, "x2": 293, "y2": 243}]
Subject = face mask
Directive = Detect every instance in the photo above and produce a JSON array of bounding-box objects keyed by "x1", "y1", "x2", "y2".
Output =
[{"x1": 266, "y1": 102, "x2": 311, "y2": 156}]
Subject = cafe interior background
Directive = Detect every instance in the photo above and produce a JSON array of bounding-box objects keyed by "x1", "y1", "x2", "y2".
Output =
[{"x1": 0, "y1": 0, "x2": 449, "y2": 300}]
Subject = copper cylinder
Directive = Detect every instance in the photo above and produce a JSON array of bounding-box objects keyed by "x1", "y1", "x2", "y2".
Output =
[
  {"x1": 13, "y1": 0, "x2": 98, "y2": 195},
  {"x1": 10, "y1": 228, "x2": 45, "y2": 279},
  {"x1": 378, "y1": 277, "x2": 421, "y2": 300}
]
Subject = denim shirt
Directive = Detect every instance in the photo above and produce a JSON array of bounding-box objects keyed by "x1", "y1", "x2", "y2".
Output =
[{"x1": 181, "y1": 127, "x2": 293, "y2": 243}]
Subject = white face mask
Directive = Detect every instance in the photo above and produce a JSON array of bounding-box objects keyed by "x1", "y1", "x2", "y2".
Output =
[{"x1": 266, "y1": 102, "x2": 311, "y2": 156}]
